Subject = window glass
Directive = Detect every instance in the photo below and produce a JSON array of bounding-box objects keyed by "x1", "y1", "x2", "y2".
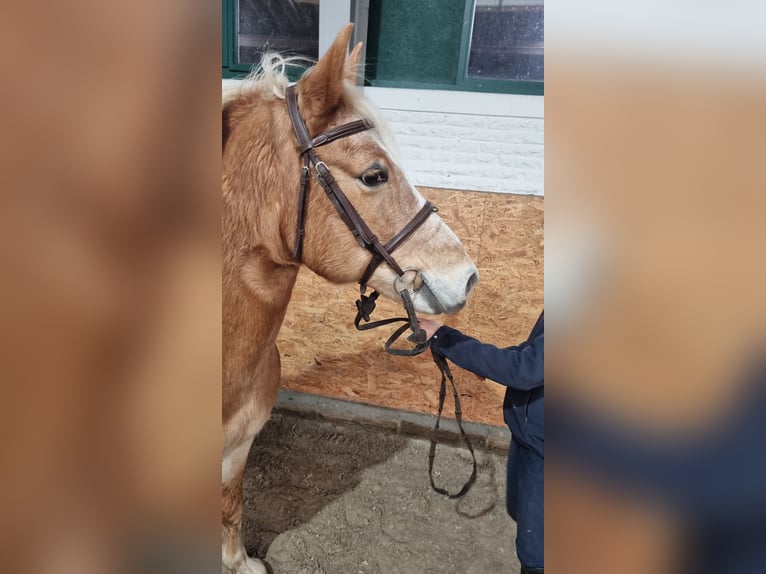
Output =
[
  {"x1": 237, "y1": 0, "x2": 320, "y2": 65},
  {"x1": 467, "y1": 0, "x2": 544, "y2": 82}
]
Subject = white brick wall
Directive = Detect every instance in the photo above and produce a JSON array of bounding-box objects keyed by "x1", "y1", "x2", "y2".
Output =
[{"x1": 365, "y1": 88, "x2": 544, "y2": 196}]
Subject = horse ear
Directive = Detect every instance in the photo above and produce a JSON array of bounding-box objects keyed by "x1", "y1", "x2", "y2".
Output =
[
  {"x1": 345, "y1": 41, "x2": 364, "y2": 84},
  {"x1": 299, "y1": 23, "x2": 354, "y2": 125}
]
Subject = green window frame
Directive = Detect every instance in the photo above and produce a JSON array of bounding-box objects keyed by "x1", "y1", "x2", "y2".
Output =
[
  {"x1": 222, "y1": 0, "x2": 543, "y2": 95},
  {"x1": 365, "y1": 0, "x2": 543, "y2": 95},
  {"x1": 221, "y1": 0, "x2": 240, "y2": 79},
  {"x1": 461, "y1": 0, "x2": 544, "y2": 95},
  {"x1": 221, "y1": 0, "x2": 309, "y2": 81}
]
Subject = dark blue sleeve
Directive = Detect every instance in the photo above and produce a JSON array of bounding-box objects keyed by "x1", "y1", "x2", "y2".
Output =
[
  {"x1": 550, "y1": 375, "x2": 766, "y2": 523},
  {"x1": 431, "y1": 326, "x2": 544, "y2": 391}
]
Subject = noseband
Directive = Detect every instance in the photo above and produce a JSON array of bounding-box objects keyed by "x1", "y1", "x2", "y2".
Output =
[
  {"x1": 285, "y1": 84, "x2": 435, "y2": 356},
  {"x1": 285, "y1": 85, "x2": 477, "y2": 498}
]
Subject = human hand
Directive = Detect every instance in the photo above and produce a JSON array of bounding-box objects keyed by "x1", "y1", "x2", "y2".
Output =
[{"x1": 417, "y1": 317, "x2": 442, "y2": 340}]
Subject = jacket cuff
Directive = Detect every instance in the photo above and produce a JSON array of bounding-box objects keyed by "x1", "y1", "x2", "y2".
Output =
[{"x1": 430, "y1": 325, "x2": 458, "y2": 348}]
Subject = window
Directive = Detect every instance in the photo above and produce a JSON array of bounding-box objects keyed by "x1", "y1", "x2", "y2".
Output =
[
  {"x1": 365, "y1": 0, "x2": 543, "y2": 94},
  {"x1": 222, "y1": 0, "x2": 543, "y2": 95},
  {"x1": 223, "y1": 0, "x2": 321, "y2": 78},
  {"x1": 237, "y1": 0, "x2": 320, "y2": 65},
  {"x1": 223, "y1": 0, "x2": 365, "y2": 80},
  {"x1": 467, "y1": 0, "x2": 544, "y2": 83}
]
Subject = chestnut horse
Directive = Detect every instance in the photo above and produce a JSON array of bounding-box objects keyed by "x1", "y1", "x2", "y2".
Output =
[{"x1": 222, "y1": 25, "x2": 478, "y2": 573}]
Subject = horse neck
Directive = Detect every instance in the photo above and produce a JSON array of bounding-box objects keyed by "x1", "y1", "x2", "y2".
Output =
[
  {"x1": 222, "y1": 97, "x2": 302, "y2": 350},
  {"x1": 222, "y1": 224, "x2": 299, "y2": 384}
]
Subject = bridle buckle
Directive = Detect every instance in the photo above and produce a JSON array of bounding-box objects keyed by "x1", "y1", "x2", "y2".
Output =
[{"x1": 355, "y1": 292, "x2": 378, "y2": 322}]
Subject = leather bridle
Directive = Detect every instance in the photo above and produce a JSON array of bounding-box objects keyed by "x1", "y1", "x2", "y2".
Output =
[
  {"x1": 286, "y1": 84, "x2": 435, "y2": 356},
  {"x1": 285, "y1": 84, "x2": 477, "y2": 497}
]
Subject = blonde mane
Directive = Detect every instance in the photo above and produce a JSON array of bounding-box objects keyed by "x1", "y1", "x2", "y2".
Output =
[
  {"x1": 222, "y1": 53, "x2": 310, "y2": 104},
  {"x1": 222, "y1": 52, "x2": 398, "y2": 156}
]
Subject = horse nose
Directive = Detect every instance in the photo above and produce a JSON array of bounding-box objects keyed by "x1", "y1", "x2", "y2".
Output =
[{"x1": 465, "y1": 271, "x2": 479, "y2": 297}]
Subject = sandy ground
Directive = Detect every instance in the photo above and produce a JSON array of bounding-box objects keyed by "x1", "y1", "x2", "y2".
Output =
[{"x1": 241, "y1": 413, "x2": 518, "y2": 574}]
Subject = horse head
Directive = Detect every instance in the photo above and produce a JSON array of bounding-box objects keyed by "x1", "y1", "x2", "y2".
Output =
[{"x1": 223, "y1": 24, "x2": 478, "y2": 315}]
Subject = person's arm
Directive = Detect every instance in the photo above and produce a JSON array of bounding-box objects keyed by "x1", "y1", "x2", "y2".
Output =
[
  {"x1": 429, "y1": 326, "x2": 544, "y2": 390},
  {"x1": 550, "y1": 375, "x2": 766, "y2": 522}
]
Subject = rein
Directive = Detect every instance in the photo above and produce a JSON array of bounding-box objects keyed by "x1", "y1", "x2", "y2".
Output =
[
  {"x1": 356, "y1": 291, "x2": 478, "y2": 498},
  {"x1": 285, "y1": 84, "x2": 477, "y2": 498},
  {"x1": 354, "y1": 289, "x2": 429, "y2": 356},
  {"x1": 428, "y1": 351, "x2": 478, "y2": 498}
]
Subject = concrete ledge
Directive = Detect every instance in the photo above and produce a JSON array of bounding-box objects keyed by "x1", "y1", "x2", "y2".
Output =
[{"x1": 274, "y1": 389, "x2": 511, "y2": 453}]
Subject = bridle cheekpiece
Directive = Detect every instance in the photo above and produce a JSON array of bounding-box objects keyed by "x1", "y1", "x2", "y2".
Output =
[{"x1": 285, "y1": 84, "x2": 436, "y2": 356}]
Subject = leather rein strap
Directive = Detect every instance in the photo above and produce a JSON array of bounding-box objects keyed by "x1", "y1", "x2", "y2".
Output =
[
  {"x1": 285, "y1": 84, "x2": 476, "y2": 498},
  {"x1": 354, "y1": 288, "x2": 429, "y2": 356},
  {"x1": 428, "y1": 350, "x2": 478, "y2": 498}
]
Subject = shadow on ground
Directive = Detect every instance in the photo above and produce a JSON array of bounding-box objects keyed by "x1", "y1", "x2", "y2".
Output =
[
  {"x1": 242, "y1": 413, "x2": 408, "y2": 558},
  {"x1": 242, "y1": 412, "x2": 517, "y2": 574}
]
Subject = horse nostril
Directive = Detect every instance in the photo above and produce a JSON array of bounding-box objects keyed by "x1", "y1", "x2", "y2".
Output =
[{"x1": 465, "y1": 271, "x2": 479, "y2": 296}]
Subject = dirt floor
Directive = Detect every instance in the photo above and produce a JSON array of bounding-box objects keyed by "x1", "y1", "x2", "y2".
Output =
[{"x1": 242, "y1": 413, "x2": 518, "y2": 574}]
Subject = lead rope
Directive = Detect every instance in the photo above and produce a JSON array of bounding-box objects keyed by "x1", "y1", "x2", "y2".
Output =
[
  {"x1": 354, "y1": 289, "x2": 478, "y2": 498},
  {"x1": 428, "y1": 349, "x2": 478, "y2": 498}
]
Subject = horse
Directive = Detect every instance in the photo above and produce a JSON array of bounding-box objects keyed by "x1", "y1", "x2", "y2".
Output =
[{"x1": 222, "y1": 24, "x2": 478, "y2": 573}]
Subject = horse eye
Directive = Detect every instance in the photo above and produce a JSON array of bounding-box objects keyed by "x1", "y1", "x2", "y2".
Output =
[{"x1": 360, "y1": 167, "x2": 388, "y2": 187}]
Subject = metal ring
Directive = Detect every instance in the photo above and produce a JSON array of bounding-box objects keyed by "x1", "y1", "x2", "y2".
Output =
[
  {"x1": 393, "y1": 268, "x2": 421, "y2": 296},
  {"x1": 314, "y1": 161, "x2": 328, "y2": 173}
]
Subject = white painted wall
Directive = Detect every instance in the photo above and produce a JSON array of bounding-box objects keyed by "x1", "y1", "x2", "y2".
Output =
[{"x1": 222, "y1": 80, "x2": 544, "y2": 196}]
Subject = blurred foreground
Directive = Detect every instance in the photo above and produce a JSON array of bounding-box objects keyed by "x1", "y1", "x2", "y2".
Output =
[
  {"x1": 0, "y1": 2, "x2": 221, "y2": 572},
  {"x1": 546, "y1": 0, "x2": 766, "y2": 572}
]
